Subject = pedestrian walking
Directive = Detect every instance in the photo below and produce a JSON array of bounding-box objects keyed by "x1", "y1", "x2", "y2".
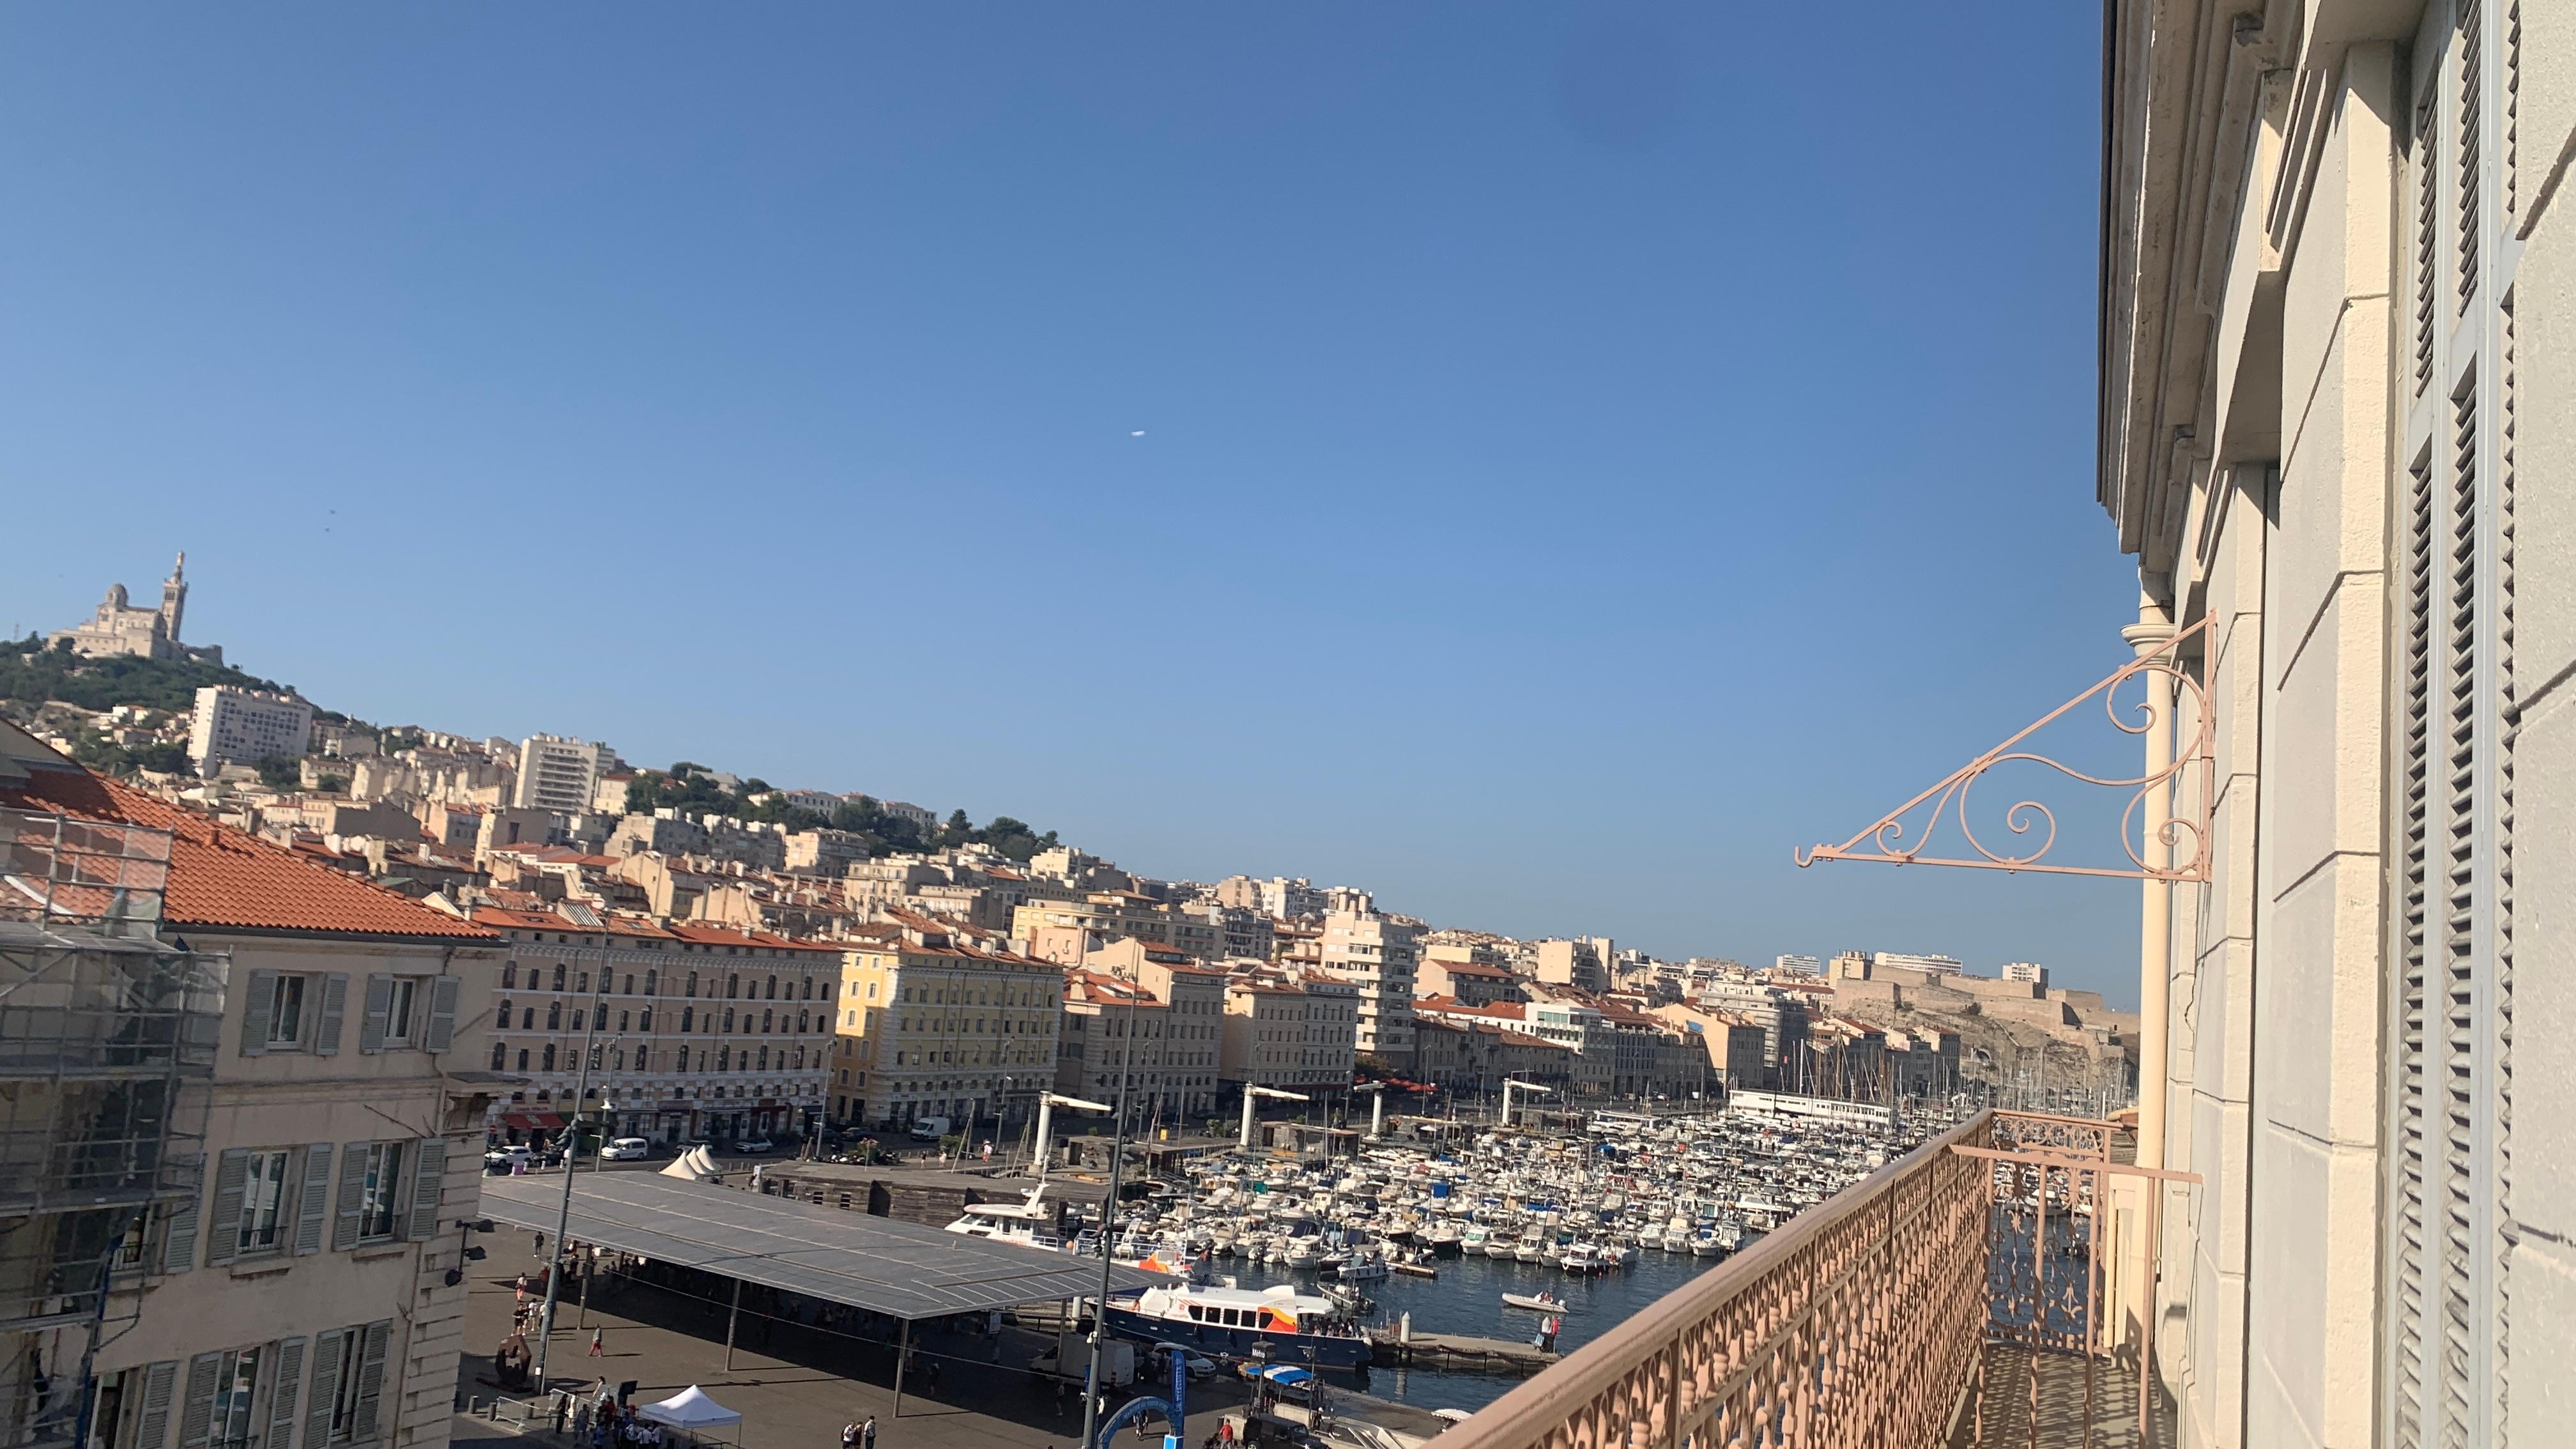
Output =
[
  {"x1": 516, "y1": 1273, "x2": 532, "y2": 1305},
  {"x1": 588, "y1": 1328, "x2": 604, "y2": 1358},
  {"x1": 572, "y1": 1404, "x2": 591, "y2": 1443},
  {"x1": 860, "y1": 1416, "x2": 877, "y2": 1449}
]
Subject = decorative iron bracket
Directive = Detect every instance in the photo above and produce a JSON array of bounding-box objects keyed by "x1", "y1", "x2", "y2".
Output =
[{"x1": 1795, "y1": 614, "x2": 2214, "y2": 883}]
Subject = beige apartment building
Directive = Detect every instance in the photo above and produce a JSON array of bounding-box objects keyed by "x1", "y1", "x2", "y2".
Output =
[
  {"x1": 1317, "y1": 908, "x2": 1418, "y2": 1063},
  {"x1": 461, "y1": 909, "x2": 838, "y2": 1146},
  {"x1": 829, "y1": 917, "x2": 1061, "y2": 1131},
  {"x1": 1008, "y1": 893, "x2": 1220, "y2": 960},
  {"x1": 0, "y1": 723, "x2": 505, "y2": 1449},
  {"x1": 1218, "y1": 971, "x2": 1358, "y2": 1095},
  {"x1": 2102, "y1": 3, "x2": 2573, "y2": 1445}
]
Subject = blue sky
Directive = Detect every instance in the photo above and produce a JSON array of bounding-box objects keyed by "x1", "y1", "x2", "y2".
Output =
[{"x1": 0, "y1": 5, "x2": 2151, "y2": 1003}]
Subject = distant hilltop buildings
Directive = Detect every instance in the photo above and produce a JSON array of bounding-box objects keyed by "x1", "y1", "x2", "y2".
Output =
[{"x1": 48, "y1": 552, "x2": 222, "y2": 664}]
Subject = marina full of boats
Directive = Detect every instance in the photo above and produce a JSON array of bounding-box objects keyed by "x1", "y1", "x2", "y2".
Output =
[{"x1": 946, "y1": 1104, "x2": 1935, "y2": 1381}]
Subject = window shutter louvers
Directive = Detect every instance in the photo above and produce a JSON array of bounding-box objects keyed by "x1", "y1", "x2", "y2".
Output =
[
  {"x1": 162, "y1": 1162, "x2": 203, "y2": 1276},
  {"x1": 295, "y1": 1145, "x2": 335, "y2": 1256},
  {"x1": 240, "y1": 970, "x2": 275, "y2": 1057},
  {"x1": 265, "y1": 1337, "x2": 306, "y2": 1449},
  {"x1": 424, "y1": 977, "x2": 460, "y2": 1054},
  {"x1": 332, "y1": 1142, "x2": 370, "y2": 1252},
  {"x1": 357, "y1": 976, "x2": 392, "y2": 1055},
  {"x1": 301, "y1": 1333, "x2": 344, "y2": 1449},
  {"x1": 315, "y1": 975, "x2": 349, "y2": 1056},
  {"x1": 404, "y1": 1138, "x2": 446, "y2": 1241},
  {"x1": 175, "y1": 1353, "x2": 221, "y2": 1449},
  {"x1": 204, "y1": 1150, "x2": 250, "y2": 1267},
  {"x1": 133, "y1": 1360, "x2": 179, "y2": 1449},
  {"x1": 350, "y1": 1321, "x2": 390, "y2": 1444}
]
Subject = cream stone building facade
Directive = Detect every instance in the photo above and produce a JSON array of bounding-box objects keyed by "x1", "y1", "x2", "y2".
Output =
[
  {"x1": 829, "y1": 917, "x2": 1060, "y2": 1131},
  {"x1": 2101, "y1": 3, "x2": 2572, "y2": 1445},
  {"x1": 0, "y1": 723, "x2": 502, "y2": 1449}
]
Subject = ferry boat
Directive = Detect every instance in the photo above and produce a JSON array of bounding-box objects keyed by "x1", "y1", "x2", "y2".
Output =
[{"x1": 1101, "y1": 1282, "x2": 1374, "y2": 1368}]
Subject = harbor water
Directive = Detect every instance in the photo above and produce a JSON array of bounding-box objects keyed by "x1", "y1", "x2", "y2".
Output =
[{"x1": 1275, "y1": 1245, "x2": 1734, "y2": 1414}]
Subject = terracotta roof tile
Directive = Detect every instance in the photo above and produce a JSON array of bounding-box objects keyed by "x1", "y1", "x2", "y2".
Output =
[{"x1": 0, "y1": 767, "x2": 497, "y2": 941}]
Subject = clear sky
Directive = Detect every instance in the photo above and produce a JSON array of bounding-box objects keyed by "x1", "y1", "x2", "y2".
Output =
[{"x1": 0, "y1": 5, "x2": 2152, "y2": 1004}]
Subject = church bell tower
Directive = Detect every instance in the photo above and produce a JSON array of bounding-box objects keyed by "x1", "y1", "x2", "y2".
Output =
[{"x1": 158, "y1": 552, "x2": 186, "y2": 646}]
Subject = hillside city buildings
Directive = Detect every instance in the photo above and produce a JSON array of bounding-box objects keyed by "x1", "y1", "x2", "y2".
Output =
[{"x1": 188, "y1": 687, "x2": 315, "y2": 777}]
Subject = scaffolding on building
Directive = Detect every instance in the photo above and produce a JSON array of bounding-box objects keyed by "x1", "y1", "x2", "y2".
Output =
[{"x1": 0, "y1": 807, "x2": 223, "y2": 1449}]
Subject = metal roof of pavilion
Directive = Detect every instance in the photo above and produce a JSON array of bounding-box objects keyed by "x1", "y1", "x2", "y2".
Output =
[{"x1": 479, "y1": 1170, "x2": 1160, "y2": 1321}]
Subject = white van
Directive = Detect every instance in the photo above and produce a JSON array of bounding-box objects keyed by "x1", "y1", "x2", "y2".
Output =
[
  {"x1": 907, "y1": 1116, "x2": 951, "y2": 1142},
  {"x1": 602, "y1": 1137, "x2": 652, "y2": 1162}
]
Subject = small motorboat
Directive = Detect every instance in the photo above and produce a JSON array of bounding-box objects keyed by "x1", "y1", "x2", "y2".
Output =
[{"x1": 1501, "y1": 1291, "x2": 1574, "y2": 1313}]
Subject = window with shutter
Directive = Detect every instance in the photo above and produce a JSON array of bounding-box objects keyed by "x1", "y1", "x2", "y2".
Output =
[
  {"x1": 203, "y1": 1151, "x2": 250, "y2": 1268},
  {"x1": 424, "y1": 976, "x2": 459, "y2": 1053},
  {"x1": 314, "y1": 974, "x2": 349, "y2": 1057},
  {"x1": 239, "y1": 970, "x2": 276, "y2": 1057},
  {"x1": 134, "y1": 1360, "x2": 180, "y2": 1449},
  {"x1": 302, "y1": 1331, "x2": 344, "y2": 1449},
  {"x1": 162, "y1": 1162, "x2": 203, "y2": 1276},
  {"x1": 331, "y1": 1142, "x2": 369, "y2": 1252},
  {"x1": 349, "y1": 1322, "x2": 390, "y2": 1445},
  {"x1": 265, "y1": 1337, "x2": 305, "y2": 1449},
  {"x1": 294, "y1": 1145, "x2": 334, "y2": 1256},
  {"x1": 175, "y1": 1354, "x2": 220, "y2": 1449},
  {"x1": 2385, "y1": 6, "x2": 2517, "y2": 1443},
  {"x1": 404, "y1": 1139, "x2": 446, "y2": 1240},
  {"x1": 356, "y1": 976, "x2": 392, "y2": 1055}
]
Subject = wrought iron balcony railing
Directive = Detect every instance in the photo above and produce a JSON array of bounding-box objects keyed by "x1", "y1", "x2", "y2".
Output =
[{"x1": 1436, "y1": 1108, "x2": 2184, "y2": 1449}]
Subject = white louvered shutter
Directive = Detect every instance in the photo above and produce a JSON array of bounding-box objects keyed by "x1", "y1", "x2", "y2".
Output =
[
  {"x1": 2386, "y1": 4, "x2": 2519, "y2": 1444},
  {"x1": 265, "y1": 1337, "x2": 306, "y2": 1449}
]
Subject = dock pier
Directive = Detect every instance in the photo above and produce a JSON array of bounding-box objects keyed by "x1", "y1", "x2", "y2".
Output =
[{"x1": 1367, "y1": 1328, "x2": 1561, "y2": 1375}]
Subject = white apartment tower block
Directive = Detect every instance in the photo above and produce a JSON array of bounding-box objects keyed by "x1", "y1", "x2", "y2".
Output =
[
  {"x1": 512, "y1": 735, "x2": 615, "y2": 813},
  {"x1": 187, "y1": 686, "x2": 314, "y2": 775},
  {"x1": 1319, "y1": 908, "x2": 1419, "y2": 1061}
]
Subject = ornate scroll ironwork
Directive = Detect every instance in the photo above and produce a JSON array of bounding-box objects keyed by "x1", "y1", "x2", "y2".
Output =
[{"x1": 1795, "y1": 614, "x2": 2216, "y2": 883}]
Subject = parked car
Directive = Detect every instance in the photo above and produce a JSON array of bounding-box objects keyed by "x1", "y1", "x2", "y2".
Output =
[
  {"x1": 484, "y1": 1145, "x2": 533, "y2": 1172},
  {"x1": 733, "y1": 1137, "x2": 774, "y2": 1155},
  {"x1": 602, "y1": 1137, "x2": 652, "y2": 1162}
]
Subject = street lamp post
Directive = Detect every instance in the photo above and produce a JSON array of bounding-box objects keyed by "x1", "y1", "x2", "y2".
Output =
[
  {"x1": 1080, "y1": 980, "x2": 1142, "y2": 1449},
  {"x1": 533, "y1": 974, "x2": 610, "y2": 1397}
]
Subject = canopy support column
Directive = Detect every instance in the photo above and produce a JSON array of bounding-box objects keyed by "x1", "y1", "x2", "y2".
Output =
[
  {"x1": 894, "y1": 1319, "x2": 911, "y2": 1418},
  {"x1": 723, "y1": 1278, "x2": 742, "y2": 1370}
]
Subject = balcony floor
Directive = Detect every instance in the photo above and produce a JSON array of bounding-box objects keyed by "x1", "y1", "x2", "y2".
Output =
[{"x1": 1956, "y1": 1344, "x2": 2179, "y2": 1449}]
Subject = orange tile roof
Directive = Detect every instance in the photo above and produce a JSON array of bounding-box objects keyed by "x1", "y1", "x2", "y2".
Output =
[{"x1": 1, "y1": 767, "x2": 497, "y2": 941}]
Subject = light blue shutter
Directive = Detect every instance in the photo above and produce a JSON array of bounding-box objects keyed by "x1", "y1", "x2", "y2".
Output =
[
  {"x1": 294, "y1": 1146, "x2": 334, "y2": 1256},
  {"x1": 314, "y1": 975, "x2": 349, "y2": 1056}
]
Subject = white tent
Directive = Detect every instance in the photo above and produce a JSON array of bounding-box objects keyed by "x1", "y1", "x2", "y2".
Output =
[
  {"x1": 658, "y1": 1146, "x2": 721, "y2": 1181},
  {"x1": 634, "y1": 1386, "x2": 742, "y2": 1432}
]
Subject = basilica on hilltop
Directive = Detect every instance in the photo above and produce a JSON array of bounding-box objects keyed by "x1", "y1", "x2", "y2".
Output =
[{"x1": 47, "y1": 553, "x2": 223, "y2": 664}]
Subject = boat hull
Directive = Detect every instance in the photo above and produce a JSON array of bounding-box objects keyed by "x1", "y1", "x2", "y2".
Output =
[{"x1": 1101, "y1": 1304, "x2": 1374, "y2": 1369}]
